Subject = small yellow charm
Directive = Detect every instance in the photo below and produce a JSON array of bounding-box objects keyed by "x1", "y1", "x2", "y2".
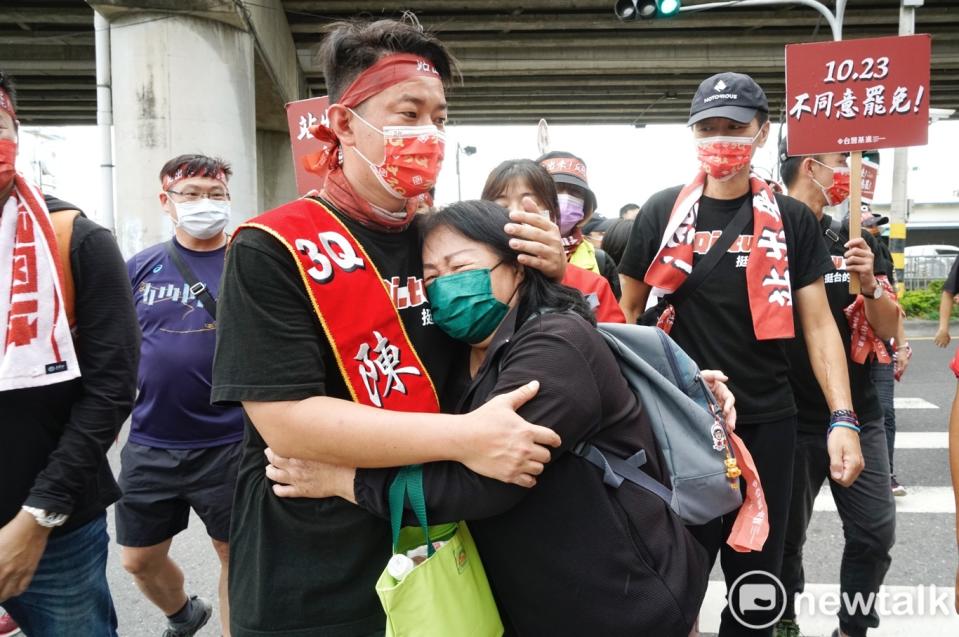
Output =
[{"x1": 725, "y1": 457, "x2": 742, "y2": 482}]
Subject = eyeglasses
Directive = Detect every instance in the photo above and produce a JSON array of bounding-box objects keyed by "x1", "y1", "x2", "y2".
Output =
[{"x1": 167, "y1": 190, "x2": 230, "y2": 202}]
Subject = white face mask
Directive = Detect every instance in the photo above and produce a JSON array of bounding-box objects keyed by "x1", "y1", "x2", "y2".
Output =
[{"x1": 174, "y1": 199, "x2": 230, "y2": 240}]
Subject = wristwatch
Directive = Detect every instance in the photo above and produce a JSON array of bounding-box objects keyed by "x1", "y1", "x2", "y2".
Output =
[
  {"x1": 865, "y1": 283, "x2": 883, "y2": 300},
  {"x1": 21, "y1": 506, "x2": 69, "y2": 528}
]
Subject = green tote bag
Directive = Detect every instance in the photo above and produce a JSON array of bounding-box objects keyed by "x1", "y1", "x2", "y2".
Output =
[{"x1": 375, "y1": 465, "x2": 504, "y2": 637}]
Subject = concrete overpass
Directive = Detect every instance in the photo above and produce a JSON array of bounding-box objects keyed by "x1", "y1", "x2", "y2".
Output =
[{"x1": 0, "y1": 0, "x2": 957, "y2": 253}]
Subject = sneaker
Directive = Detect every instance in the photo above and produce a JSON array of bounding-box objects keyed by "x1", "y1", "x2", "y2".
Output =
[
  {"x1": 774, "y1": 618, "x2": 801, "y2": 637},
  {"x1": 0, "y1": 609, "x2": 21, "y2": 637},
  {"x1": 891, "y1": 475, "x2": 907, "y2": 497},
  {"x1": 162, "y1": 596, "x2": 212, "y2": 637}
]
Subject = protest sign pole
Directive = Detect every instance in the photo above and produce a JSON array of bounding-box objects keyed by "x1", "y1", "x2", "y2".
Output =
[{"x1": 848, "y1": 151, "x2": 863, "y2": 294}]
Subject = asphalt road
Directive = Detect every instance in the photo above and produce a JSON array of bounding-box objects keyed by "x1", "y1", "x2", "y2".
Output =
[{"x1": 95, "y1": 328, "x2": 959, "y2": 636}]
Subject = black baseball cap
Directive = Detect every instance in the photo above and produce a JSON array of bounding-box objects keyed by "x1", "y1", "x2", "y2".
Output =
[{"x1": 688, "y1": 72, "x2": 769, "y2": 127}]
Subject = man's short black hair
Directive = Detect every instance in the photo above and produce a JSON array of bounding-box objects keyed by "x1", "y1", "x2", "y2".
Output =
[
  {"x1": 619, "y1": 203, "x2": 639, "y2": 218},
  {"x1": 318, "y1": 17, "x2": 458, "y2": 104},
  {"x1": 780, "y1": 154, "x2": 806, "y2": 188},
  {"x1": 159, "y1": 154, "x2": 232, "y2": 184}
]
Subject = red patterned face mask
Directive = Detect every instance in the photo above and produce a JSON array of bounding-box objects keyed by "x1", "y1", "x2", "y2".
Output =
[
  {"x1": 696, "y1": 131, "x2": 760, "y2": 181},
  {"x1": 812, "y1": 159, "x2": 850, "y2": 206},
  {"x1": 0, "y1": 139, "x2": 16, "y2": 192},
  {"x1": 348, "y1": 109, "x2": 445, "y2": 199}
]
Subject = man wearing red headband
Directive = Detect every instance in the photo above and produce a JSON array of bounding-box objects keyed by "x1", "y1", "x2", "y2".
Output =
[
  {"x1": 618, "y1": 72, "x2": 864, "y2": 637},
  {"x1": 0, "y1": 71, "x2": 139, "y2": 636},
  {"x1": 778, "y1": 142, "x2": 899, "y2": 637},
  {"x1": 117, "y1": 155, "x2": 241, "y2": 637},
  {"x1": 211, "y1": 18, "x2": 565, "y2": 636}
]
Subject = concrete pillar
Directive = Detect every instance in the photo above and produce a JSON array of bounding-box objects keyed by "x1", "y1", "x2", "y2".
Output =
[
  {"x1": 109, "y1": 12, "x2": 257, "y2": 256},
  {"x1": 256, "y1": 129, "x2": 296, "y2": 214}
]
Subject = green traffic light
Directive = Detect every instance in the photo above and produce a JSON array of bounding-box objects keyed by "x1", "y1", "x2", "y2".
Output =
[{"x1": 657, "y1": 0, "x2": 681, "y2": 17}]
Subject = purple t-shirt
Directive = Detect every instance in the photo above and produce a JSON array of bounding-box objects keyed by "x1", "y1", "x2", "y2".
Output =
[{"x1": 127, "y1": 239, "x2": 243, "y2": 449}]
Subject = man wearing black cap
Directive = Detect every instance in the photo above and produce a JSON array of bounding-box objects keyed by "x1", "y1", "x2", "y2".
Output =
[
  {"x1": 778, "y1": 141, "x2": 900, "y2": 637},
  {"x1": 618, "y1": 72, "x2": 864, "y2": 636},
  {"x1": 538, "y1": 151, "x2": 621, "y2": 297}
]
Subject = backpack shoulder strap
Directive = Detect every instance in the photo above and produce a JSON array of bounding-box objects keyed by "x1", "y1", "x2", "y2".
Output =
[
  {"x1": 669, "y1": 196, "x2": 753, "y2": 309},
  {"x1": 50, "y1": 210, "x2": 80, "y2": 328},
  {"x1": 164, "y1": 239, "x2": 217, "y2": 320}
]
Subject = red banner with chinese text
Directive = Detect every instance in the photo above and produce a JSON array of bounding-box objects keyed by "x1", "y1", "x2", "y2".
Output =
[
  {"x1": 785, "y1": 34, "x2": 931, "y2": 156},
  {"x1": 286, "y1": 96, "x2": 331, "y2": 195}
]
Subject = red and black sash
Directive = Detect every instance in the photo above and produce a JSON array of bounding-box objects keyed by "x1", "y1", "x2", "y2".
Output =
[{"x1": 235, "y1": 198, "x2": 439, "y2": 413}]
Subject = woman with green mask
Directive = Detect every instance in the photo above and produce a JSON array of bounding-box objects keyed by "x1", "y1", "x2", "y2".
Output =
[{"x1": 267, "y1": 200, "x2": 727, "y2": 636}]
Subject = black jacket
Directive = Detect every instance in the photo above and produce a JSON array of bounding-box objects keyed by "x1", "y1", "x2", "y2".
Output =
[
  {"x1": 356, "y1": 309, "x2": 707, "y2": 637},
  {"x1": 0, "y1": 201, "x2": 139, "y2": 534}
]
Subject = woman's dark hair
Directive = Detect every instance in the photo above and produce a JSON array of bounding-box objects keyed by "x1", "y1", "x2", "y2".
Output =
[
  {"x1": 318, "y1": 17, "x2": 459, "y2": 104},
  {"x1": 601, "y1": 218, "x2": 634, "y2": 265},
  {"x1": 480, "y1": 159, "x2": 560, "y2": 224},
  {"x1": 420, "y1": 200, "x2": 595, "y2": 326}
]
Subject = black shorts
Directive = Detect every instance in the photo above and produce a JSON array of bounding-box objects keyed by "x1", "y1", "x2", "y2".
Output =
[{"x1": 115, "y1": 440, "x2": 241, "y2": 547}]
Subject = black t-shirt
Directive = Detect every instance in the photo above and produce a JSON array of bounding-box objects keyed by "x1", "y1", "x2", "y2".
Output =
[
  {"x1": 211, "y1": 199, "x2": 467, "y2": 636},
  {"x1": 785, "y1": 216, "x2": 887, "y2": 429},
  {"x1": 618, "y1": 186, "x2": 833, "y2": 425},
  {"x1": 1, "y1": 214, "x2": 139, "y2": 534},
  {"x1": 945, "y1": 255, "x2": 959, "y2": 295}
]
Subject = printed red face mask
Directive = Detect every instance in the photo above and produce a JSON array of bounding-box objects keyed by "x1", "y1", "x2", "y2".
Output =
[
  {"x1": 812, "y1": 160, "x2": 851, "y2": 207},
  {"x1": 0, "y1": 139, "x2": 16, "y2": 192},
  {"x1": 348, "y1": 109, "x2": 445, "y2": 200},
  {"x1": 696, "y1": 131, "x2": 761, "y2": 181}
]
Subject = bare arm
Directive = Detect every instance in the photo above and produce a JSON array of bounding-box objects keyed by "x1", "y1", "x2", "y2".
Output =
[
  {"x1": 243, "y1": 380, "x2": 561, "y2": 488},
  {"x1": 619, "y1": 274, "x2": 651, "y2": 325},
  {"x1": 937, "y1": 291, "x2": 955, "y2": 348},
  {"x1": 949, "y1": 383, "x2": 959, "y2": 611},
  {"x1": 795, "y1": 280, "x2": 864, "y2": 487}
]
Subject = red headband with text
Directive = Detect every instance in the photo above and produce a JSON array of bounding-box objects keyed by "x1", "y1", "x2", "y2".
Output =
[
  {"x1": 161, "y1": 164, "x2": 228, "y2": 191},
  {"x1": 540, "y1": 156, "x2": 589, "y2": 184}
]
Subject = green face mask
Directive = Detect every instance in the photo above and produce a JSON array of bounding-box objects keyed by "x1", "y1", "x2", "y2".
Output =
[{"x1": 427, "y1": 267, "x2": 511, "y2": 344}]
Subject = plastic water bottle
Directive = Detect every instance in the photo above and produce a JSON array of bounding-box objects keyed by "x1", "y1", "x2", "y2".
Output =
[{"x1": 387, "y1": 554, "x2": 415, "y2": 581}]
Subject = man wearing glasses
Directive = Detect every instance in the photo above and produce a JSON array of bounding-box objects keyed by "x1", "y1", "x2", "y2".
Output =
[{"x1": 117, "y1": 154, "x2": 242, "y2": 637}]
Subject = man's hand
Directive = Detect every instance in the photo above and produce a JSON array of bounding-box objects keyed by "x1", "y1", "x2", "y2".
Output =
[
  {"x1": 460, "y1": 380, "x2": 561, "y2": 488},
  {"x1": 0, "y1": 510, "x2": 51, "y2": 602},
  {"x1": 265, "y1": 448, "x2": 357, "y2": 503},
  {"x1": 894, "y1": 346, "x2": 911, "y2": 380},
  {"x1": 700, "y1": 370, "x2": 737, "y2": 432},
  {"x1": 505, "y1": 198, "x2": 566, "y2": 281},
  {"x1": 827, "y1": 427, "x2": 865, "y2": 487},
  {"x1": 935, "y1": 328, "x2": 951, "y2": 348},
  {"x1": 843, "y1": 237, "x2": 877, "y2": 294}
]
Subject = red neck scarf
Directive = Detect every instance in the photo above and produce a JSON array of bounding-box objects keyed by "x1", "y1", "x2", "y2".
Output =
[
  {"x1": 304, "y1": 53, "x2": 440, "y2": 232},
  {"x1": 844, "y1": 275, "x2": 896, "y2": 365},
  {"x1": 646, "y1": 171, "x2": 794, "y2": 341},
  {"x1": 562, "y1": 227, "x2": 584, "y2": 258}
]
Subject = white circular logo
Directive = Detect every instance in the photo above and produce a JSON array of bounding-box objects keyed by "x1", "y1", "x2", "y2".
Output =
[{"x1": 727, "y1": 570, "x2": 787, "y2": 630}]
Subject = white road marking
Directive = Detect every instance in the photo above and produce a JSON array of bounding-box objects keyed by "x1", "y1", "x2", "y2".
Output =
[
  {"x1": 895, "y1": 432, "x2": 949, "y2": 449},
  {"x1": 894, "y1": 397, "x2": 940, "y2": 409},
  {"x1": 814, "y1": 486, "x2": 956, "y2": 514}
]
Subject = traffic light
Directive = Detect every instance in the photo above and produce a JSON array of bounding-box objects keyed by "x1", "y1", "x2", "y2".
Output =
[{"x1": 614, "y1": 0, "x2": 681, "y2": 20}]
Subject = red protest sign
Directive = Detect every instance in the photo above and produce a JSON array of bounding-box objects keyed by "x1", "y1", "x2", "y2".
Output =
[
  {"x1": 785, "y1": 34, "x2": 930, "y2": 156},
  {"x1": 860, "y1": 158, "x2": 879, "y2": 203},
  {"x1": 286, "y1": 96, "x2": 331, "y2": 195}
]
